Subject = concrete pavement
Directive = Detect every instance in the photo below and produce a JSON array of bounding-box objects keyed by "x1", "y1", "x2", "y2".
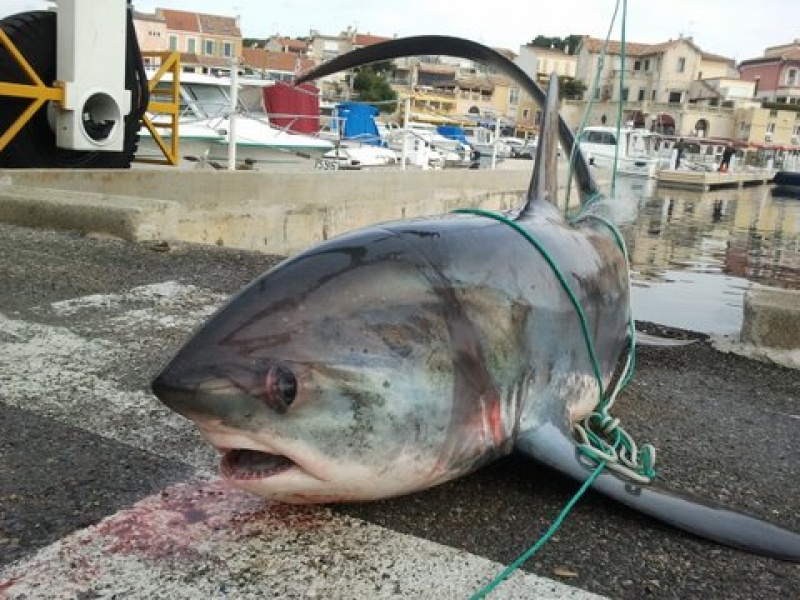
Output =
[{"x1": 0, "y1": 222, "x2": 797, "y2": 599}]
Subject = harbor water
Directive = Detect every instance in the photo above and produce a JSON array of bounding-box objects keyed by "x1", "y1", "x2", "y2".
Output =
[{"x1": 607, "y1": 177, "x2": 799, "y2": 336}]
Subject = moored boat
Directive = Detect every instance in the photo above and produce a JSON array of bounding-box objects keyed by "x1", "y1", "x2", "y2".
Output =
[
  {"x1": 772, "y1": 170, "x2": 800, "y2": 197},
  {"x1": 578, "y1": 125, "x2": 661, "y2": 178},
  {"x1": 138, "y1": 72, "x2": 334, "y2": 169}
]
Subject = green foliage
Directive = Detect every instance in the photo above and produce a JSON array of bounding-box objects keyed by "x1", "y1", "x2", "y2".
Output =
[
  {"x1": 559, "y1": 76, "x2": 587, "y2": 100},
  {"x1": 527, "y1": 34, "x2": 583, "y2": 55},
  {"x1": 351, "y1": 67, "x2": 397, "y2": 112},
  {"x1": 243, "y1": 38, "x2": 268, "y2": 48}
]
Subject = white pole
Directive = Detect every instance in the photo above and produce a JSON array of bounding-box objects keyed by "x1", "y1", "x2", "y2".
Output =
[
  {"x1": 401, "y1": 96, "x2": 411, "y2": 170},
  {"x1": 491, "y1": 117, "x2": 500, "y2": 169},
  {"x1": 228, "y1": 57, "x2": 239, "y2": 171}
]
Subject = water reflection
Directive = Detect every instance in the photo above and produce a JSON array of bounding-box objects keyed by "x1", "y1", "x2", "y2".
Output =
[{"x1": 608, "y1": 179, "x2": 800, "y2": 334}]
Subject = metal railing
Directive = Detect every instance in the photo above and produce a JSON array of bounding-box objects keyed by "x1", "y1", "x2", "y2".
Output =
[{"x1": 136, "y1": 51, "x2": 182, "y2": 166}]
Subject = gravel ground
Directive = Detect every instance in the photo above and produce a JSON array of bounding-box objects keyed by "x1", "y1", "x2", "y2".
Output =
[{"x1": 0, "y1": 222, "x2": 797, "y2": 599}]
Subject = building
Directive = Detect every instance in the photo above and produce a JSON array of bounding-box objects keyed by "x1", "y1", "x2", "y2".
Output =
[
  {"x1": 569, "y1": 35, "x2": 739, "y2": 137},
  {"x1": 516, "y1": 45, "x2": 578, "y2": 83},
  {"x1": 156, "y1": 8, "x2": 243, "y2": 74},
  {"x1": 738, "y1": 40, "x2": 800, "y2": 104},
  {"x1": 132, "y1": 10, "x2": 168, "y2": 66}
]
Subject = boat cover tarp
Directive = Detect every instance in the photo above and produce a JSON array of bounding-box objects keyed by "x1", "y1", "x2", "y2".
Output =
[
  {"x1": 337, "y1": 103, "x2": 383, "y2": 146},
  {"x1": 263, "y1": 82, "x2": 320, "y2": 134},
  {"x1": 437, "y1": 125, "x2": 468, "y2": 144}
]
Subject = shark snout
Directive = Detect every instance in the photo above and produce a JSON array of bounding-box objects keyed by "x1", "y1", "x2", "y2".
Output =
[{"x1": 151, "y1": 360, "x2": 275, "y2": 428}]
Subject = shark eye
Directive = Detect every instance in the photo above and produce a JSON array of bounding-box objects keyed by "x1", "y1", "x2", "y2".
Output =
[{"x1": 263, "y1": 364, "x2": 297, "y2": 413}]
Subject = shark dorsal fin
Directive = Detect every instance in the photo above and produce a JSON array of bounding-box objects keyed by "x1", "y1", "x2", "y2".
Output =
[{"x1": 523, "y1": 73, "x2": 561, "y2": 216}]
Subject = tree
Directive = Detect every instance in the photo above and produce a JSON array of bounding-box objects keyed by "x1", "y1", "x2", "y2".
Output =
[
  {"x1": 559, "y1": 76, "x2": 587, "y2": 100},
  {"x1": 351, "y1": 67, "x2": 397, "y2": 113},
  {"x1": 527, "y1": 34, "x2": 584, "y2": 55}
]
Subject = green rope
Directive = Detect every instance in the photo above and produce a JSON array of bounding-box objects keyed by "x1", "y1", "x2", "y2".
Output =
[{"x1": 468, "y1": 463, "x2": 606, "y2": 600}]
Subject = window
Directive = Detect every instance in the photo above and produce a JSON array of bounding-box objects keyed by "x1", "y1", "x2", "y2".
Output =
[
  {"x1": 651, "y1": 90, "x2": 656, "y2": 100},
  {"x1": 204, "y1": 39, "x2": 215, "y2": 55},
  {"x1": 223, "y1": 41, "x2": 234, "y2": 58},
  {"x1": 766, "y1": 122, "x2": 776, "y2": 133},
  {"x1": 187, "y1": 38, "x2": 196, "y2": 54},
  {"x1": 677, "y1": 57, "x2": 686, "y2": 73},
  {"x1": 668, "y1": 91, "x2": 682, "y2": 103},
  {"x1": 522, "y1": 108, "x2": 530, "y2": 119},
  {"x1": 620, "y1": 87, "x2": 629, "y2": 101},
  {"x1": 584, "y1": 130, "x2": 617, "y2": 145},
  {"x1": 509, "y1": 87, "x2": 520, "y2": 105},
  {"x1": 638, "y1": 88, "x2": 645, "y2": 101},
  {"x1": 634, "y1": 60, "x2": 642, "y2": 71},
  {"x1": 644, "y1": 59, "x2": 650, "y2": 70},
  {"x1": 168, "y1": 35, "x2": 178, "y2": 51},
  {"x1": 788, "y1": 69, "x2": 798, "y2": 86}
]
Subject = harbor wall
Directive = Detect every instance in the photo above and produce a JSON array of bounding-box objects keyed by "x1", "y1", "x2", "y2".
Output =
[{"x1": 0, "y1": 168, "x2": 550, "y2": 255}]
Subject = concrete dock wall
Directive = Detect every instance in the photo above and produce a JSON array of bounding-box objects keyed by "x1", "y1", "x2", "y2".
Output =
[{"x1": 0, "y1": 168, "x2": 538, "y2": 254}]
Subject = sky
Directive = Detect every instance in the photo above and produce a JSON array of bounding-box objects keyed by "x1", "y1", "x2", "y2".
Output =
[{"x1": 2, "y1": 0, "x2": 797, "y2": 63}]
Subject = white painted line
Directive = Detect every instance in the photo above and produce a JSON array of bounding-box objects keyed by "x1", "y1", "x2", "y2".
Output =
[{"x1": 0, "y1": 479, "x2": 605, "y2": 599}]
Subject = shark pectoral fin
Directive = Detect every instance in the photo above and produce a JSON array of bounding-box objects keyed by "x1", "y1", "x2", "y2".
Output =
[{"x1": 514, "y1": 423, "x2": 800, "y2": 562}]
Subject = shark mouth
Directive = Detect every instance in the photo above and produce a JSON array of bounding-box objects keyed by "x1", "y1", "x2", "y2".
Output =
[{"x1": 220, "y1": 449, "x2": 296, "y2": 480}]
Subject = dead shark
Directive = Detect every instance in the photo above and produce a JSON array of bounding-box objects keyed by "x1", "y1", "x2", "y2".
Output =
[{"x1": 151, "y1": 36, "x2": 800, "y2": 562}]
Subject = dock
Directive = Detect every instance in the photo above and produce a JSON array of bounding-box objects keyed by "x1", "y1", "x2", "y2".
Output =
[{"x1": 656, "y1": 168, "x2": 774, "y2": 191}]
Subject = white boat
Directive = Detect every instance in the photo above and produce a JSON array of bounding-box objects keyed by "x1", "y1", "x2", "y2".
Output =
[
  {"x1": 578, "y1": 126, "x2": 661, "y2": 178},
  {"x1": 317, "y1": 143, "x2": 399, "y2": 170},
  {"x1": 138, "y1": 72, "x2": 334, "y2": 169},
  {"x1": 462, "y1": 126, "x2": 511, "y2": 160},
  {"x1": 380, "y1": 122, "x2": 473, "y2": 169}
]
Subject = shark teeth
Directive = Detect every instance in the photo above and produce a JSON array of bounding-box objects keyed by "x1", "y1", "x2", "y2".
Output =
[{"x1": 220, "y1": 449, "x2": 295, "y2": 480}]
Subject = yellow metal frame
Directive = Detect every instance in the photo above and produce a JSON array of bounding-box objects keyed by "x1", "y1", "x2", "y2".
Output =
[
  {"x1": 136, "y1": 51, "x2": 181, "y2": 166},
  {"x1": 0, "y1": 28, "x2": 65, "y2": 154},
  {"x1": 0, "y1": 34, "x2": 181, "y2": 164}
]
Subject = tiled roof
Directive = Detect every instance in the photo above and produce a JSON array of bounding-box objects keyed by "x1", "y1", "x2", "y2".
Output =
[
  {"x1": 160, "y1": 9, "x2": 199, "y2": 33},
  {"x1": 354, "y1": 33, "x2": 393, "y2": 47},
  {"x1": 198, "y1": 14, "x2": 241, "y2": 37},
  {"x1": 580, "y1": 35, "x2": 734, "y2": 64},
  {"x1": 242, "y1": 47, "x2": 315, "y2": 73},
  {"x1": 275, "y1": 37, "x2": 309, "y2": 52},
  {"x1": 160, "y1": 9, "x2": 240, "y2": 37},
  {"x1": 701, "y1": 50, "x2": 734, "y2": 64},
  {"x1": 580, "y1": 37, "x2": 658, "y2": 56}
]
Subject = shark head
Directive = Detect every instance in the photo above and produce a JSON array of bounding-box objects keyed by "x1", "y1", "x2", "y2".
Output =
[{"x1": 153, "y1": 226, "x2": 514, "y2": 503}]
